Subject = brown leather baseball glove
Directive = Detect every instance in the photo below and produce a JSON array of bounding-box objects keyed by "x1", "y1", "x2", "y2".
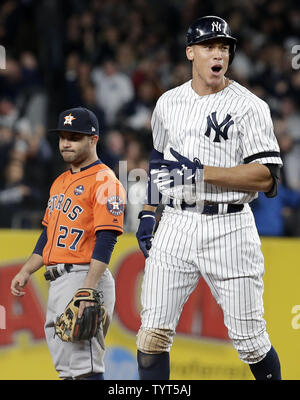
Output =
[{"x1": 55, "y1": 288, "x2": 107, "y2": 347}]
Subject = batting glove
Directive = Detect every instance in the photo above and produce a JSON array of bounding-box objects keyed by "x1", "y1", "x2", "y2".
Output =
[
  {"x1": 150, "y1": 147, "x2": 203, "y2": 190},
  {"x1": 136, "y1": 210, "x2": 156, "y2": 258}
]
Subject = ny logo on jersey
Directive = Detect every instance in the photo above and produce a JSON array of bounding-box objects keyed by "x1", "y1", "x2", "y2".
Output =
[
  {"x1": 205, "y1": 112, "x2": 234, "y2": 143},
  {"x1": 212, "y1": 22, "x2": 222, "y2": 32}
]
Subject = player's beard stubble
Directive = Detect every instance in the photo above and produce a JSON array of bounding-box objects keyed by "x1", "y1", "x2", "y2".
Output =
[{"x1": 60, "y1": 143, "x2": 90, "y2": 167}]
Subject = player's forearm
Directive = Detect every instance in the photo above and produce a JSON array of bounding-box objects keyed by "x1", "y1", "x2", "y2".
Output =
[
  {"x1": 82, "y1": 259, "x2": 108, "y2": 289},
  {"x1": 203, "y1": 163, "x2": 273, "y2": 193},
  {"x1": 143, "y1": 204, "x2": 157, "y2": 213},
  {"x1": 21, "y1": 253, "x2": 44, "y2": 275}
]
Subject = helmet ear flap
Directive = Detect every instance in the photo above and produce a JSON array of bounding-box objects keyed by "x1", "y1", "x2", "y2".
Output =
[{"x1": 229, "y1": 42, "x2": 236, "y2": 65}]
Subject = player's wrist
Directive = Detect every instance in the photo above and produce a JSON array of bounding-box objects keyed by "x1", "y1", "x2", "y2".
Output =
[
  {"x1": 193, "y1": 157, "x2": 203, "y2": 170},
  {"x1": 138, "y1": 210, "x2": 156, "y2": 219},
  {"x1": 143, "y1": 204, "x2": 157, "y2": 212},
  {"x1": 21, "y1": 258, "x2": 42, "y2": 276},
  {"x1": 194, "y1": 162, "x2": 204, "y2": 183}
]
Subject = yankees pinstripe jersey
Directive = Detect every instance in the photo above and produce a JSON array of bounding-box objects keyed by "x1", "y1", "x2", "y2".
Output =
[{"x1": 152, "y1": 79, "x2": 282, "y2": 204}]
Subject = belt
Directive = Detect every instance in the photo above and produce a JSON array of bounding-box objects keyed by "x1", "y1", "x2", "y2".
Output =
[
  {"x1": 168, "y1": 201, "x2": 244, "y2": 215},
  {"x1": 44, "y1": 263, "x2": 73, "y2": 281}
]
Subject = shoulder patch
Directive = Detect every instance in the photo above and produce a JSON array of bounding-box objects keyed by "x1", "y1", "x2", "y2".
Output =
[
  {"x1": 107, "y1": 195, "x2": 124, "y2": 216},
  {"x1": 74, "y1": 185, "x2": 84, "y2": 196}
]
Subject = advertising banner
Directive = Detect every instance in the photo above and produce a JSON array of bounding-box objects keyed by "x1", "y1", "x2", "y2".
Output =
[{"x1": 0, "y1": 230, "x2": 299, "y2": 380}]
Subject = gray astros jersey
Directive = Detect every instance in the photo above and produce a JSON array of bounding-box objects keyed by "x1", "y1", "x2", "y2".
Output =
[{"x1": 151, "y1": 79, "x2": 282, "y2": 203}]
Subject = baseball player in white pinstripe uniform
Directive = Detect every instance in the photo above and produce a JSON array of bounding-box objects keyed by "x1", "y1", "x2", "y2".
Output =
[{"x1": 136, "y1": 16, "x2": 282, "y2": 380}]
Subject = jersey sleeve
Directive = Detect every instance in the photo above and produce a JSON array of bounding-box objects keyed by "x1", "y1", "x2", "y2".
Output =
[
  {"x1": 93, "y1": 168, "x2": 126, "y2": 235},
  {"x1": 240, "y1": 99, "x2": 283, "y2": 166},
  {"x1": 41, "y1": 175, "x2": 60, "y2": 227},
  {"x1": 42, "y1": 207, "x2": 49, "y2": 227},
  {"x1": 151, "y1": 97, "x2": 169, "y2": 153},
  {"x1": 42, "y1": 185, "x2": 55, "y2": 227}
]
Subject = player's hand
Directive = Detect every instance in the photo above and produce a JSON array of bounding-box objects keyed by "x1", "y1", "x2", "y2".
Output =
[
  {"x1": 150, "y1": 147, "x2": 203, "y2": 189},
  {"x1": 10, "y1": 271, "x2": 31, "y2": 296},
  {"x1": 78, "y1": 300, "x2": 95, "y2": 318},
  {"x1": 136, "y1": 210, "x2": 156, "y2": 258}
]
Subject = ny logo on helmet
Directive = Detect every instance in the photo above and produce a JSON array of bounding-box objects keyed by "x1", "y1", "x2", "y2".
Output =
[
  {"x1": 205, "y1": 112, "x2": 234, "y2": 142},
  {"x1": 212, "y1": 22, "x2": 222, "y2": 32}
]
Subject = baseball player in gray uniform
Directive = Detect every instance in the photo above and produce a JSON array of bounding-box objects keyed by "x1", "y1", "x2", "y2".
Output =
[
  {"x1": 10, "y1": 107, "x2": 125, "y2": 380},
  {"x1": 136, "y1": 16, "x2": 282, "y2": 380}
]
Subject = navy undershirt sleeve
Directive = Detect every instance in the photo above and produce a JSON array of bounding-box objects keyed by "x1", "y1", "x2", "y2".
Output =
[
  {"x1": 33, "y1": 228, "x2": 118, "y2": 264},
  {"x1": 33, "y1": 226, "x2": 47, "y2": 256},
  {"x1": 92, "y1": 230, "x2": 118, "y2": 264}
]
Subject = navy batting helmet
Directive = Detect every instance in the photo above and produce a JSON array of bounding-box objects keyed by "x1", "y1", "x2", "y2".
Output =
[{"x1": 186, "y1": 16, "x2": 237, "y2": 64}]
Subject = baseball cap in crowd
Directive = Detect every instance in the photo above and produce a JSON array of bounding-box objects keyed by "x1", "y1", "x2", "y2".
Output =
[{"x1": 49, "y1": 107, "x2": 100, "y2": 136}]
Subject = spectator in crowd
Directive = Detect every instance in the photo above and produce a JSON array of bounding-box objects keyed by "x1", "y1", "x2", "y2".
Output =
[
  {"x1": 64, "y1": 52, "x2": 82, "y2": 108},
  {"x1": 81, "y1": 82, "x2": 107, "y2": 133},
  {"x1": 0, "y1": 97, "x2": 18, "y2": 129},
  {"x1": 100, "y1": 129, "x2": 125, "y2": 174},
  {"x1": 91, "y1": 57, "x2": 134, "y2": 127},
  {"x1": 0, "y1": 159, "x2": 42, "y2": 228},
  {"x1": 116, "y1": 43, "x2": 137, "y2": 77},
  {"x1": 275, "y1": 111, "x2": 300, "y2": 192},
  {"x1": 118, "y1": 79, "x2": 156, "y2": 132},
  {"x1": 0, "y1": 124, "x2": 14, "y2": 180},
  {"x1": 251, "y1": 183, "x2": 300, "y2": 236}
]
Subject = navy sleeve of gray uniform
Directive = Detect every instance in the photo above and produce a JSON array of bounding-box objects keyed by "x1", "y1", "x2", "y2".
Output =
[
  {"x1": 33, "y1": 227, "x2": 47, "y2": 256},
  {"x1": 240, "y1": 100, "x2": 283, "y2": 166},
  {"x1": 92, "y1": 230, "x2": 118, "y2": 264}
]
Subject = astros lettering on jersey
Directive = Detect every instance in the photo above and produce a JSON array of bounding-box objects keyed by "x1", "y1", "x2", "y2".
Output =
[{"x1": 42, "y1": 162, "x2": 126, "y2": 265}]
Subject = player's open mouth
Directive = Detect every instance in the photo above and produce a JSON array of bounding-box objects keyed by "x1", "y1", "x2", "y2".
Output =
[{"x1": 211, "y1": 65, "x2": 222, "y2": 75}]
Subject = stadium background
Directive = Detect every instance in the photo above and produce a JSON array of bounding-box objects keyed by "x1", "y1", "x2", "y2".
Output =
[{"x1": 0, "y1": 0, "x2": 300, "y2": 380}]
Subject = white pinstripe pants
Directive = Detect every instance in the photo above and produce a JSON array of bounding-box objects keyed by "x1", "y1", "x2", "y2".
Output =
[{"x1": 139, "y1": 204, "x2": 271, "y2": 363}]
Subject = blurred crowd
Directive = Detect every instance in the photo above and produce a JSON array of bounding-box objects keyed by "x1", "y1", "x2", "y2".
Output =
[{"x1": 0, "y1": 0, "x2": 300, "y2": 235}]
